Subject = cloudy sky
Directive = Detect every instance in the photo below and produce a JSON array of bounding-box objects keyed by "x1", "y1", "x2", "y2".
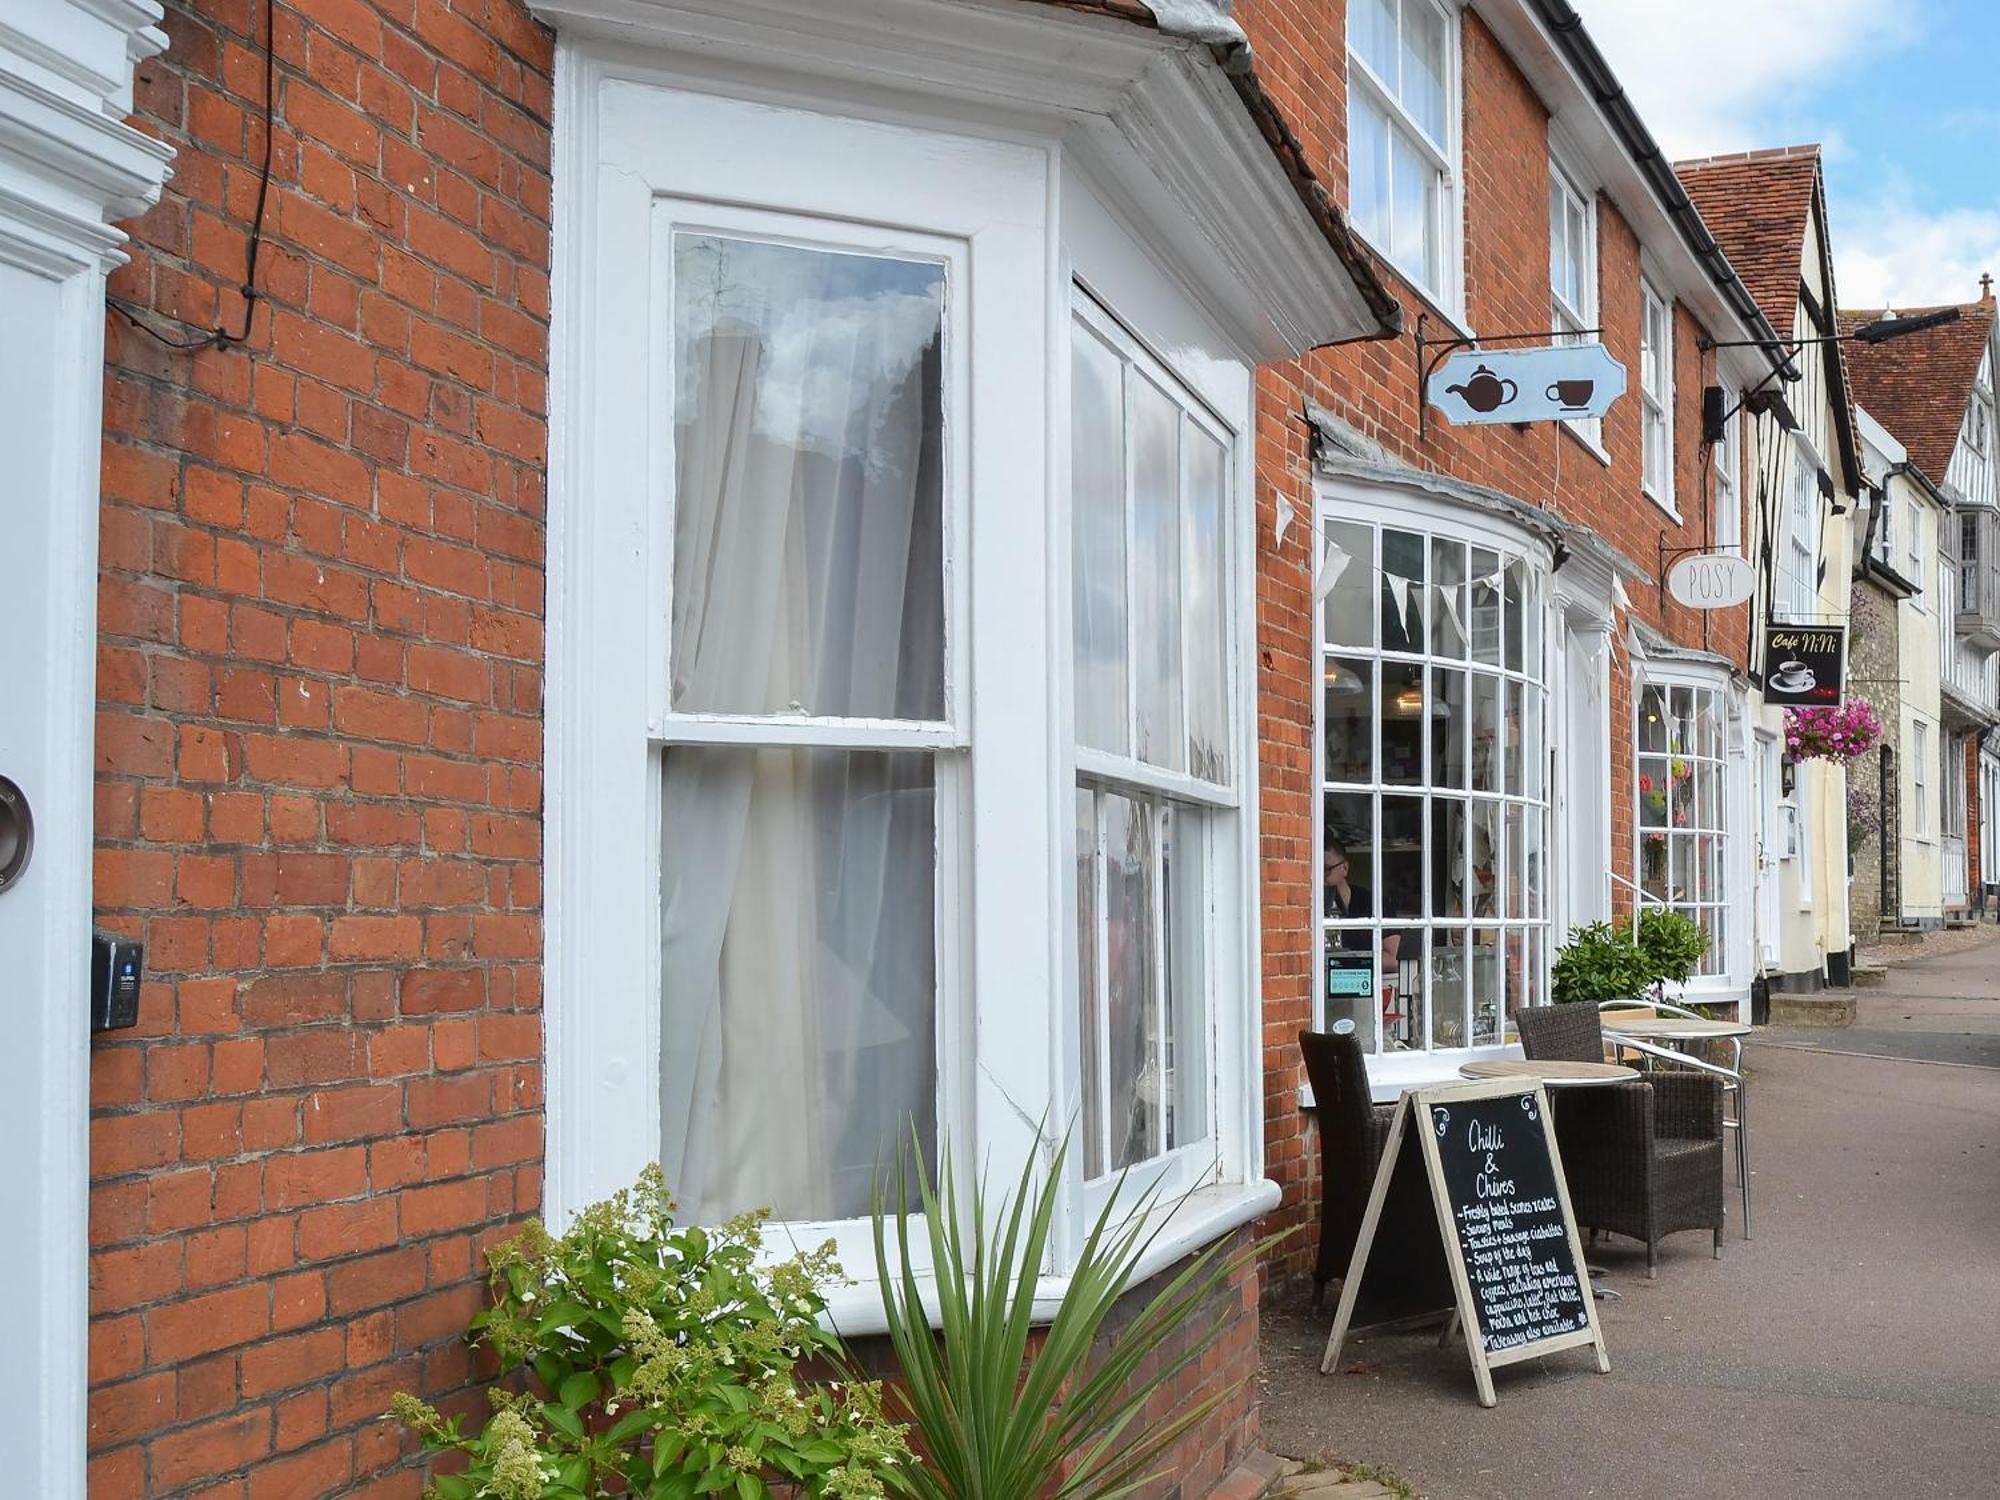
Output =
[{"x1": 1582, "y1": 0, "x2": 2000, "y2": 310}]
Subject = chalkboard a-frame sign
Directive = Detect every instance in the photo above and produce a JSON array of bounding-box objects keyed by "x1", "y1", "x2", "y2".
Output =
[{"x1": 1320, "y1": 1078, "x2": 1609, "y2": 1407}]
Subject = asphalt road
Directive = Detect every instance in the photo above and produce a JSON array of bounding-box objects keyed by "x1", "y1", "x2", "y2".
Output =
[{"x1": 1258, "y1": 929, "x2": 2000, "y2": 1500}]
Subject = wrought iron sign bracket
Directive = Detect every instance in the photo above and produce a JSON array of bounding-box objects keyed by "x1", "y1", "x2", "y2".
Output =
[
  {"x1": 1415, "y1": 313, "x2": 1603, "y2": 442},
  {"x1": 1656, "y1": 537, "x2": 1711, "y2": 609}
]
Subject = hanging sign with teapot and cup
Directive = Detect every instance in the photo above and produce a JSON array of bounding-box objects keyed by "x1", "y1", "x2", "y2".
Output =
[{"x1": 1426, "y1": 342, "x2": 1628, "y2": 427}]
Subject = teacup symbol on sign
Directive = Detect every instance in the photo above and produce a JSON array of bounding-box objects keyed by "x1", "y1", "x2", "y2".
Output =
[
  {"x1": 1546, "y1": 378, "x2": 1595, "y2": 411},
  {"x1": 1445, "y1": 364, "x2": 1517, "y2": 413}
]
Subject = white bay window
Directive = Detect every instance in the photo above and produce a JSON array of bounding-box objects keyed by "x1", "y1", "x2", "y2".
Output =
[
  {"x1": 538, "y1": 4, "x2": 1385, "y2": 1307},
  {"x1": 1317, "y1": 491, "x2": 1553, "y2": 1085}
]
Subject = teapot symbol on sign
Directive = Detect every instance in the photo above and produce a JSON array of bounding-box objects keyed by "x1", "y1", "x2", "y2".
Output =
[{"x1": 1445, "y1": 363, "x2": 1518, "y2": 413}]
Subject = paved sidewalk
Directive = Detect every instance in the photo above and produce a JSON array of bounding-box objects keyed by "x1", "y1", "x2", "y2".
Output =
[{"x1": 1257, "y1": 931, "x2": 2000, "y2": 1500}]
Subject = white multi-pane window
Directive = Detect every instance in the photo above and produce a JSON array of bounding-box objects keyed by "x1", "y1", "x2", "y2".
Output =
[
  {"x1": 1778, "y1": 439, "x2": 1820, "y2": 621},
  {"x1": 1070, "y1": 295, "x2": 1234, "y2": 1185},
  {"x1": 657, "y1": 229, "x2": 959, "y2": 1229},
  {"x1": 1318, "y1": 505, "x2": 1551, "y2": 1064},
  {"x1": 1348, "y1": 0, "x2": 1458, "y2": 309},
  {"x1": 1640, "y1": 279, "x2": 1674, "y2": 506},
  {"x1": 1636, "y1": 681, "x2": 1730, "y2": 977},
  {"x1": 1713, "y1": 386, "x2": 1741, "y2": 552},
  {"x1": 1871, "y1": 484, "x2": 1893, "y2": 567},
  {"x1": 1549, "y1": 159, "x2": 1598, "y2": 445},
  {"x1": 1913, "y1": 719, "x2": 1931, "y2": 837},
  {"x1": 1907, "y1": 494, "x2": 1923, "y2": 585},
  {"x1": 1964, "y1": 510, "x2": 1982, "y2": 609}
]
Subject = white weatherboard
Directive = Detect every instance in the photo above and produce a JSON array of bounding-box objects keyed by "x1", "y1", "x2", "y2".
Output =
[{"x1": 1428, "y1": 343, "x2": 1628, "y2": 426}]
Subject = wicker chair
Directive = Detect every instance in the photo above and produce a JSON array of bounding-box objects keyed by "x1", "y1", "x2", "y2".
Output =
[
  {"x1": 1300, "y1": 1029, "x2": 1397, "y2": 1309},
  {"x1": 1516, "y1": 1005, "x2": 1726, "y2": 1277}
]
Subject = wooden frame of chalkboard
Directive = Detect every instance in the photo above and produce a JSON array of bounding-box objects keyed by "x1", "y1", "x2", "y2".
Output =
[{"x1": 1319, "y1": 1078, "x2": 1609, "y2": 1407}]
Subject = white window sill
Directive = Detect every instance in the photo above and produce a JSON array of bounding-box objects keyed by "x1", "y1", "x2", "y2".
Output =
[
  {"x1": 1642, "y1": 486, "x2": 1681, "y2": 523},
  {"x1": 815, "y1": 1176, "x2": 1281, "y2": 1339},
  {"x1": 1560, "y1": 421, "x2": 1611, "y2": 467}
]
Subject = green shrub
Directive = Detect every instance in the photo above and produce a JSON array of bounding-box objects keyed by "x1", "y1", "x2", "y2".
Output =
[
  {"x1": 391, "y1": 1166, "x2": 910, "y2": 1500},
  {"x1": 1551, "y1": 910, "x2": 1707, "y2": 1005}
]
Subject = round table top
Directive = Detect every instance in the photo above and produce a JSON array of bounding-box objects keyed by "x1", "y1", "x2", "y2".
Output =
[
  {"x1": 1600, "y1": 1015, "x2": 1752, "y2": 1040},
  {"x1": 1458, "y1": 1058, "x2": 1637, "y2": 1085}
]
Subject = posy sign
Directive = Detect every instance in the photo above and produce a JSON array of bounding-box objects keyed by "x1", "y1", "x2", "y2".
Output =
[{"x1": 1762, "y1": 624, "x2": 1845, "y2": 706}]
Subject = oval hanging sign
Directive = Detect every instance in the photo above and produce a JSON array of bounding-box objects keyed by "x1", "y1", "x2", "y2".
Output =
[{"x1": 1667, "y1": 552, "x2": 1756, "y2": 610}]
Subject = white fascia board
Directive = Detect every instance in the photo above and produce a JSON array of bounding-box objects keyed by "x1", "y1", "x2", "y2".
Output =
[
  {"x1": 1855, "y1": 403, "x2": 1906, "y2": 474},
  {"x1": 527, "y1": 0, "x2": 1388, "y2": 358},
  {"x1": 1469, "y1": 0, "x2": 1774, "y2": 387}
]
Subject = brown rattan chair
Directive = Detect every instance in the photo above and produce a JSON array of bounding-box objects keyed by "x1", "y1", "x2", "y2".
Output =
[
  {"x1": 1516, "y1": 1004, "x2": 1726, "y2": 1277},
  {"x1": 1299, "y1": 1029, "x2": 1397, "y2": 1309}
]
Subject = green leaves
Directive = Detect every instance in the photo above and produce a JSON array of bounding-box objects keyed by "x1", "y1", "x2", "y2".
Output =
[
  {"x1": 388, "y1": 1164, "x2": 911, "y2": 1500},
  {"x1": 869, "y1": 1133, "x2": 1265, "y2": 1500},
  {"x1": 1552, "y1": 911, "x2": 1709, "y2": 1004}
]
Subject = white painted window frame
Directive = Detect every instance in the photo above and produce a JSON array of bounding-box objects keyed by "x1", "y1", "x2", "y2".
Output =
[
  {"x1": 1631, "y1": 666, "x2": 1743, "y2": 998},
  {"x1": 1313, "y1": 478, "x2": 1556, "y2": 1095},
  {"x1": 1713, "y1": 383, "x2": 1741, "y2": 553},
  {"x1": 1548, "y1": 148, "x2": 1603, "y2": 452},
  {"x1": 1346, "y1": 0, "x2": 1465, "y2": 322},
  {"x1": 1912, "y1": 717, "x2": 1932, "y2": 842},
  {"x1": 545, "y1": 47, "x2": 1274, "y2": 1318},
  {"x1": 1640, "y1": 277, "x2": 1675, "y2": 513},
  {"x1": 1781, "y1": 436, "x2": 1819, "y2": 622}
]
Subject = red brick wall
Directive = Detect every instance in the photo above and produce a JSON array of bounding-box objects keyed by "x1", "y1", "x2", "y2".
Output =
[
  {"x1": 89, "y1": 0, "x2": 553, "y2": 1492},
  {"x1": 1234, "y1": 1, "x2": 1754, "y2": 1281}
]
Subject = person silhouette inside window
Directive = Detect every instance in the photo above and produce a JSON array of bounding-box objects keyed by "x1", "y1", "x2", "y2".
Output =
[{"x1": 1324, "y1": 839, "x2": 1401, "y2": 968}]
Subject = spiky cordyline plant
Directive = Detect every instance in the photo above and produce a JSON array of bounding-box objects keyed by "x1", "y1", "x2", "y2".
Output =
[{"x1": 868, "y1": 1134, "x2": 1268, "y2": 1500}]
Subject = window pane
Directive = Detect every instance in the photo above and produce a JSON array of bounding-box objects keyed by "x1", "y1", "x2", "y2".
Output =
[
  {"x1": 1523, "y1": 808, "x2": 1544, "y2": 918},
  {"x1": 1504, "y1": 801, "x2": 1525, "y2": 917},
  {"x1": 1503, "y1": 557, "x2": 1525, "y2": 672},
  {"x1": 1104, "y1": 792, "x2": 1159, "y2": 1171},
  {"x1": 1132, "y1": 376, "x2": 1185, "y2": 771},
  {"x1": 1401, "y1": 0, "x2": 1448, "y2": 144},
  {"x1": 1471, "y1": 671, "x2": 1501, "y2": 792},
  {"x1": 1351, "y1": 0, "x2": 1398, "y2": 87},
  {"x1": 1163, "y1": 805, "x2": 1208, "y2": 1149},
  {"x1": 1431, "y1": 932, "x2": 1469, "y2": 1049},
  {"x1": 1076, "y1": 788, "x2": 1103, "y2": 1180},
  {"x1": 1072, "y1": 323, "x2": 1129, "y2": 754},
  {"x1": 1504, "y1": 679, "x2": 1524, "y2": 795},
  {"x1": 1432, "y1": 666, "x2": 1467, "y2": 789},
  {"x1": 1431, "y1": 794, "x2": 1467, "y2": 918},
  {"x1": 1323, "y1": 520, "x2": 1375, "y2": 649},
  {"x1": 1184, "y1": 427, "x2": 1230, "y2": 782},
  {"x1": 1639, "y1": 756, "x2": 1669, "y2": 827},
  {"x1": 671, "y1": 234, "x2": 945, "y2": 719},
  {"x1": 1382, "y1": 529, "x2": 1426, "y2": 652},
  {"x1": 1324, "y1": 790, "x2": 1380, "y2": 1052},
  {"x1": 1638, "y1": 684, "x2": 1669, "y2": 753},
  {"x1": 1383, "y1": 661, "x2": 1425, "y2": 784},
  {"x1": 660, "y1": 746, "x2": 935, "y2": 1224},
  {"x1": 1470, "y1": 800, "x2": 1501, "y2": 917},
  {"x1": 1383, "y1": 794, "x2": 1424, "y2": 920},
  {"x1": 1431, "y1": 537, "x2": 1467, "y2": 656},
  {"x1": 1325, "y1": 656, "x2": 1375, "y2": 783},
  {"x1": 1469, "y1": 547, "x2": 1503, "y2": 664},
  {"x1": 1471, "y1": 926, "x2": 1502, "y2": 1044},
  {"x1": 1389, "y1": 132, "x2": 1435, "y2": 286},
  {"x1": 1350, "y1": 94, "x2": 1391, "y2": 248},
  {"x1": 1523, "y1": 684, "x2": 1544, "y2": 800}
]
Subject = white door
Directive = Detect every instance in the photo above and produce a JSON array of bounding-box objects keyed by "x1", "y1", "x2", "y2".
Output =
[
  {"x1": 0, "y1": 10, "x2": 173, "y2": 1493},
  {"x1": 1757, "y1": 730, "x2": 1781, "y2": 966},
  {"x1": 1558, "y1": 619, "x2": 1610, "y2": 936}
]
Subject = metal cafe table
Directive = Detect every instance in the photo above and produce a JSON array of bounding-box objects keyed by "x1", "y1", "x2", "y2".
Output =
[{"x1": 1600, "y1": 1012, "x2": 1753, "y2": 1236}]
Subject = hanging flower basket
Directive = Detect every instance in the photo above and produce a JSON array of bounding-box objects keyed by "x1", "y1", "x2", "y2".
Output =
[{"x1": 1783, "y1": 698, "x2": 1883, "y2": 763}]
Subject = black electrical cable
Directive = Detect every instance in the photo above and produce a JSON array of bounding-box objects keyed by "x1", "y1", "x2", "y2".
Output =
[{"x1": 112, "y1": 0, "x2": 275, "y2": 353}]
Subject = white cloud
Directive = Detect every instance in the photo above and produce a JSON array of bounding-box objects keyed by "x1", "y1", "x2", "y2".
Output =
[
  {"x1": 1831, "y1": 199, "x2": 2000, "y2": 308},
  {"x1": 1583, "y1": 1, "x2": 1995, "y2": 307},
  {"x1": 1579, "y1": 0, "x2": 1912, "y2": 159}
]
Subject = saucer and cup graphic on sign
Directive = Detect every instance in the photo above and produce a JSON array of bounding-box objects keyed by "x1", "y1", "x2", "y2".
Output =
[
  {"x1": 1769, "y1": 659, "x2": 1816, "y2": 694},
  {"x1": 1546, "y1": 378, "x2": 1595, "y2": 412}
]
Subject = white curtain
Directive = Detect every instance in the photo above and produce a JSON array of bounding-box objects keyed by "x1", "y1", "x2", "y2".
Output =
[{"x1": 660, "y1": 237, "x2": 943, "y2": 1225}]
